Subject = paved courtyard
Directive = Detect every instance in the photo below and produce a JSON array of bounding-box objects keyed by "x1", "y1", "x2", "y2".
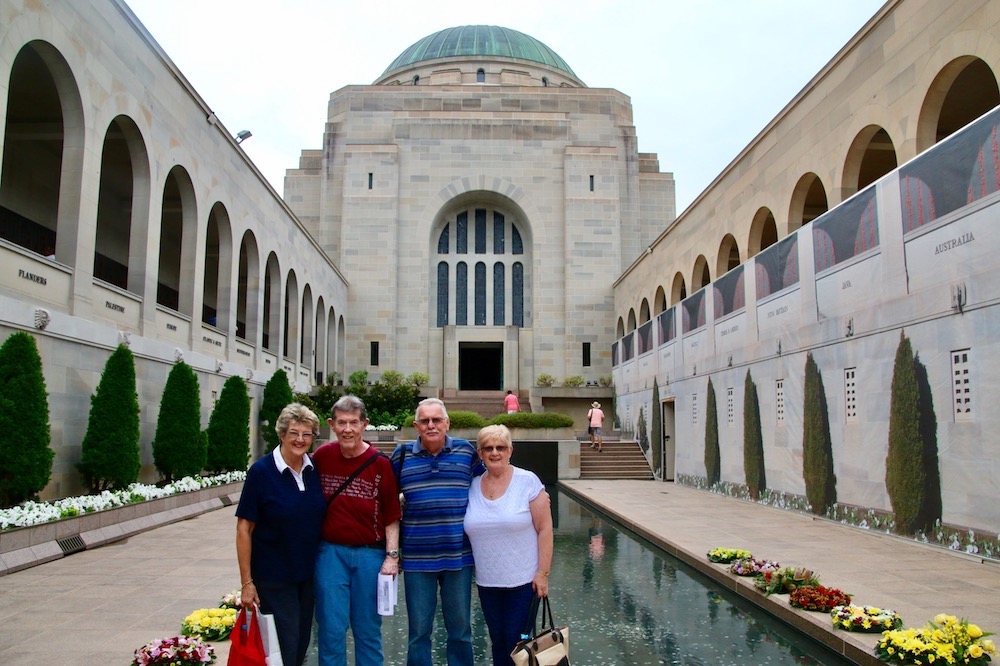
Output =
[{"x1": 0, "y1": 480, "x2": 998, "y2": 664}]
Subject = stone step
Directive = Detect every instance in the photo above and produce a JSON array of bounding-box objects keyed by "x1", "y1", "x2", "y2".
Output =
[{"x1": 579, "y1": 440, "x2": 653, "y2": 480}]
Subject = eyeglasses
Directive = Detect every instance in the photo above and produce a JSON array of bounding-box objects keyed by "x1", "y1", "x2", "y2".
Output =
[
  {"x1": 287, "y1": 431, "x2": 316, "y2": 441},
  {"x1": 414, "y1": 417, "x2": 447, "y2": 427},
  {"x1": 480, "y1": 445, "x2": 509, "y2": 453},
  {"x1": 333, "y1": 420, "x2": 364, "y2": 429}
]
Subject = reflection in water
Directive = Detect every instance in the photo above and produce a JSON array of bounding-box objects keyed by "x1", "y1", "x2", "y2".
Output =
[{"x1": 305, "y1": 487, "x2": 851, "y2": 665}]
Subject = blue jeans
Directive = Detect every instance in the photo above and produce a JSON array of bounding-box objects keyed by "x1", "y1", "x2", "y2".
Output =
[
  {"x1": 314, "y1": 542, "x2": 386, "y2": 666},
  {"x1": 478, "y1": 584, "x2": 538, "y2": 666},
  {"x1": 403, "y1": 566, "x2": 474, "y2": 666}
]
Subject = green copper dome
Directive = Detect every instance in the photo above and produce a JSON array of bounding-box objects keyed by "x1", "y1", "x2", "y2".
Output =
[{"x1": 383, "y1": 25, "x2": 576, "y2": 77}]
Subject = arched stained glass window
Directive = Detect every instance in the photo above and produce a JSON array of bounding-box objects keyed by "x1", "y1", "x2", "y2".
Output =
[
  {"x1": 493, "y1": 263, "x2": 505, "y2": 325},
  {"x1": 512, "y1": 225, "x2": 523, "y2": 254},
  {"x1": 493, "y1": 213, "x2": 505, "y2": 253},
  {"x1": 437, "y1": 262, "x2": 449, "y2": 326},
  {"x1": 438, "y1": 223, "x2": 450, "y2": 254},
  {"x1": 475, "y1": 262, "x2": 487, "y2": 325},
  {"x1": 457, "y1": 212, "x2": 468, "y2": 253},
  {"x1": 456, "y1": 262, "x2": 468, "y2": 325},
  {"x1": 513, "y1": 262, "x2": 524, "y2": 326}
]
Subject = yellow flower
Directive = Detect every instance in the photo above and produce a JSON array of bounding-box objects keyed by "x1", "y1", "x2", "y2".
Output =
[
  {"x1": 969, "y1": 645, "x2": 984, "y2": 658},
  {"x1": 982, "y1": 639, "x2": 995, "y2": 653},
  {"x1": 936, "y1": 614, "x2": 950, "y2": 625},
  {"x1": 967, "y1": 624, "x2": 983, "y2": 639}
]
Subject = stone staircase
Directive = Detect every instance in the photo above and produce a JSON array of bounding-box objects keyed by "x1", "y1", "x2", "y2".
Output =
[
  {"x1": 579, "y1": 439, "x2": 654, "y2": 480},
  {"x1": 440, "y1": 390, "x2": 530, "y2": 419}
]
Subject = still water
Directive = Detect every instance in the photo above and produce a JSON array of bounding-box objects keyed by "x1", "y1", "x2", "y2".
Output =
[{"x1": 306, "y1": 487, "x2": 852, "y2": 665}]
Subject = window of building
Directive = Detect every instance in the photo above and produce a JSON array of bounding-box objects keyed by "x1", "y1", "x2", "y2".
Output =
[
  {"x1": 589, "y1": 175, "x2": 595, "y2": 192},
  {"x1": 413, "y1": 75, "x2": 419, "y2": 85},
  {"x1": 583, "y1": 342, "x2": 591, "y2": 367},
  {"x1": 692, "y1": 393, "x2": 699, "y2": 426},
  {"x1": 845, "y1": 367, "x2": 858, "y2": 423},
  {"x1": 370, "y1": 341, "x2": 379, "y2": 366},
  {"x1": 435, "y1": 208, "x2": 529, "y2": 328},
  {"x1": 776, "y1": 379, "x2": 785, "y2": 424},
  {"x1": 952, "y1": 349, "x2": 973, "y2": 420},
  {"x1": 727, "y1": 387, "x2": 734, "y2": 425},
  {"x1": 477, "y1": 69, "x2": 485, "y2": 83},
  {"x1": 368, "y1": 172, "x2": 373, "y2": 190},
  {"x1": 542, "y1": 77, "x2": 548, "y2": 87}
]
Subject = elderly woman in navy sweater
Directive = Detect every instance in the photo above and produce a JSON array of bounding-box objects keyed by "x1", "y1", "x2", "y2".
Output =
[{"x1": 236, "y1": 403, "x2": 326, "y2": 666}]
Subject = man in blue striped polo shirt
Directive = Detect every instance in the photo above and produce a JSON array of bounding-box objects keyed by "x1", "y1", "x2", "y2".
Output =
[{"x1": 391, "y1": 397, "x2": 485, "y2": 666}]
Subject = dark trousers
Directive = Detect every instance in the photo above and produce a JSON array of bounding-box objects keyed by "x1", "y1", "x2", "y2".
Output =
[
  {"x1": 256, "y1": 577, "x2": 316, "y2": 666},
  {"x1": 477, "y1": 583, "x2": 538, "y2": 666}
]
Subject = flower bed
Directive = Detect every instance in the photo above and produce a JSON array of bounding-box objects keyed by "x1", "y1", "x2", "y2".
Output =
[
  {"x1": 132, "y1": 636, "x2": 216, "y2": 665},
  {"x1": 832, "y1": 605, "x2": 903, "y2": 633},
  {"x1": 0, "y1": 471, "x2": 246, "y2": 530}
]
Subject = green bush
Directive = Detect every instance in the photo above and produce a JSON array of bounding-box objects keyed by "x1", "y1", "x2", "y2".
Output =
[
  {"x1": 206, "y1": 375, "x2": 251, "y2": 473},
  {"x1": 598, "y1": 376, "x2": 613, "y2": 387},
  {"x1": 152, "y1": 361, "x2": 203, "y2": 482},
  {"x1": 561, "y1": 375, "x2": 584, "y2": 387},
  {"x1": 886, "y1": 332, "x2": 936, "y2": 534},
  {"x1": 535, "y1": 373, "x2": 556, "y2": 387},
  {"x1": 260, "y1": 369, "x2": 293, "y2": 451},
  {"x1": 704, "y1": 377, "x2": 720, "y2": 486},
  {"x1": 0, "y1": 332, "x2": 53, "y2": 507},
  {"x1": 407, "y1": 372, "x2": 430, "y2": 387},
  {"x1": 489, "y1": 412, "x2": 574, "y2": 429},
  {"x1": 802, "y1": 353, "x2": 836, "y2": 514},
  {"x1": 78, "y1": 345, "x2": 141, "y2": 492},
  {"x1": 366, "y1": 372, "x2": 419, "y2": 426},
  {"x1": 743, "y1": 369, "x2": 766, "y2": 500}
]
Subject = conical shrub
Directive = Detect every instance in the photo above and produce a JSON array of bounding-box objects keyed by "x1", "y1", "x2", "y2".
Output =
[
  {"x1": 152, "y1": 361, "x2": 203, "y2": 482},
  {"x1": 78, "y1": 345, "x2": 141, "y2": 491},
  {"x1": 0, "y1": 332, "x2": 53, "y2": 507},
  {"x1": 260, "y1": 369, "x2": 292, "y2": 452},
  {"x1": 206, "y1": 375, "x2": 251, "y2": 472},
  {"x1": 705, "y1": 377, "x2": 720, "y2": 486},
  {"x1": 743, "y1": 369, "x2": 766, "y2": 500},
  {"x1": 802, "y1": 353, "x2": 836, "y2": 514}
]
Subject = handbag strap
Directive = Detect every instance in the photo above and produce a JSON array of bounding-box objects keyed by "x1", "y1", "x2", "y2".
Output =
[
  {"x1": 327, "y1": 448, "x2": 383, "y2": 507},
  {"x1": 519, "y1": 596, "x2": 542, "y2": 640},
  {"x1": 540, "y1": 596, "x2": 556, "y2": 630}
]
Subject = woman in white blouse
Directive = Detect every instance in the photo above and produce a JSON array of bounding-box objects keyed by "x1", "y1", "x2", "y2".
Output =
[{"x1": 464, "y1": 425, "x2": 554, "y2": 666}]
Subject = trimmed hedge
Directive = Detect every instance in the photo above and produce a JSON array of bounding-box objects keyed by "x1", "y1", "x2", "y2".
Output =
[
  {"x1": 743, "y1": 369, "x2": 766, "y2": 500},
  {"x1": 704, "y1": 377, "x2": 720, "y2": 486},
  {"x1": 260, "y1": 369, "x2": 293, "y2": 452},
  {"x1": 802, "y1": 353, "x2": 836, "y2": 514},
  {"x1": 152, "y1": 361, "x2": 203, "y2": 482},
  {"x1": 206, "y1": 375, "x2": 251, "y2": 473},
  {"x1": 489, "y1": 412, "x2": 573, "y2": 429}
]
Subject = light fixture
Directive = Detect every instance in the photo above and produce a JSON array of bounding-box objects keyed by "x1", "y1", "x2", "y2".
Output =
[{"x1": 235, "y1": 130, "x2": 252, "y2": 144}]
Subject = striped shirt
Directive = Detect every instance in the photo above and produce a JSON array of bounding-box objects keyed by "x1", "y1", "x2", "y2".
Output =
[{"x1": 391, "y1": 436, "x2": 485, "y2": 572}]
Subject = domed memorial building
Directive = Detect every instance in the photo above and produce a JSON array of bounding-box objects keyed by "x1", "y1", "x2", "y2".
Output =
[{"x1": 284, "y1": 25, "x2": 675, "y2": 404}]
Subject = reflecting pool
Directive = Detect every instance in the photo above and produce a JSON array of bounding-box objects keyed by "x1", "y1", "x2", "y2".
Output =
[{"x1": 306, "y1": 487, "x2": 853, "y2": 665}]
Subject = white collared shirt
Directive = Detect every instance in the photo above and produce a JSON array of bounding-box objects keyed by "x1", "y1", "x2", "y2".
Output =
[{"x1": 272, "y1": 446, "x2": 314, "y2": 491}]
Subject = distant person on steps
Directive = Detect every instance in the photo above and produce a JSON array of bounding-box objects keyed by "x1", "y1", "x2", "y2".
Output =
[
  {"x1": 504, "y1": 390, "x2": 520, "y2": 414},
  {"x1": 588, "y1": 401, "x2": 605, "y2": 452}
]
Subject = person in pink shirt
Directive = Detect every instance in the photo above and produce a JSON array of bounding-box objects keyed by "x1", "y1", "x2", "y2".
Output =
[
  {"x1": 503, "y1": 390, "x2": 520, "y2": 414},
  {"x1": 587, "y1": 401, "x2": 605, "y2": 452}
]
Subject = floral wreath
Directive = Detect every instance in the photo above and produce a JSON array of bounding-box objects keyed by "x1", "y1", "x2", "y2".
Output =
[
  {"x1": 181, "y1": 607, "x2": 238, "y2": 642},
  {"x1": 830, "y1": 605, "x2": 902, "y2": 633},
  {"x1": 789, "y1": 585, "x2": 851, "y2": 612},
  {"x1": 707, "y1": 547, "x2": 753, "y2": 564},
  {"x1": 876, "y1": 614, "x2": 996, "y2": 665},
  {"x1": 753, "y1": 566, "x2": 820, "y2": 595},
  {"x1": 730, "y1": 556, "x2": 781, "y2": 577},
  {"x1": 132, "y1": 636, "x2": 216, "y2": 665}
]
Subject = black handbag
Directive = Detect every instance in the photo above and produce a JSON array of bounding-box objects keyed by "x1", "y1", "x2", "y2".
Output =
[{"x1": 510, "y1": 596, "x2": 570, "y2": 666}]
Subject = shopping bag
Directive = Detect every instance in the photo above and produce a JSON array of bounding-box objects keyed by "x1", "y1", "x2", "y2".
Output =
[
  {"x1": 510, "y1": 596, "x2": 570, "y2": 666},
  {"x1": 227, "y1": 606, "x2": 267, "y2": 666},
  {"x1": 257, "y1": 607, "x2": 284, "y2": 666}
]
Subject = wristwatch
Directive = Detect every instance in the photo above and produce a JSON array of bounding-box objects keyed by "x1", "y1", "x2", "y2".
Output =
[{"x1": 386, "y1": 549, "x2": 399, "y2": 559}]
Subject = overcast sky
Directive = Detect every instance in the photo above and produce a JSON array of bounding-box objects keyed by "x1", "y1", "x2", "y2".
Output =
[{"x1": 126, "y1": 0, "x2": 886, "y2": 213}]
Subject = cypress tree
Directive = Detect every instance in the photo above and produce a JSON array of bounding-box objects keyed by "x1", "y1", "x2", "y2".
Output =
[
  {"x1": 152, "y1": 361, "x2": 203, "y2": 482},
  {"x1": 78, "y1": 345, "x2": 141, "y2": 492},
  {"x1": 704, "y1": 377, "x2": 720, "y2": 486},
  {"x1": 743, "y1": 369, "x2": 766, "y2": 500},
  {"x1": 886, "y1": 332, "x2": 929, "y2": 533},
  {"x1": 802, "y1": 353, "x2": 836, "y2": 514},
  {"x1": 651, "y1": 379, "x2": 662, "y2": 477},
  {"x1": 206, "y1": 375, "x2": 251, "y2": 472},
  {"x1": 0, "y1": 332, "x2": 54, "y2": 507},
  {"x1": 260, "y1": 369, "x2": 293, "y2": 452}
]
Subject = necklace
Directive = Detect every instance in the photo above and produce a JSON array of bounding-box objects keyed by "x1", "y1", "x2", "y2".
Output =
[{"x1": 482, "y1": 467, "x2": 511, "y2": 499}]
